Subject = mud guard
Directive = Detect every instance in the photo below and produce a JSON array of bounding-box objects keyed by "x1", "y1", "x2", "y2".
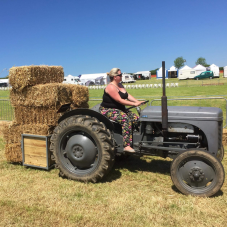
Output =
[{"x1": 58, "y1": 108, "x2": 114, "y2": 132}]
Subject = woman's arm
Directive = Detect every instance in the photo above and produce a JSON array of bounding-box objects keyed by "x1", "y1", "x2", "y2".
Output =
[{"x1": 128, "y1": 93, "x2": 144, "y2": 104}]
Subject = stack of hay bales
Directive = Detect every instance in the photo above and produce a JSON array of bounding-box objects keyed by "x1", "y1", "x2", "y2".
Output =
[{"x1": 3, "y1": 65, "x2": 89, "y2": 163}]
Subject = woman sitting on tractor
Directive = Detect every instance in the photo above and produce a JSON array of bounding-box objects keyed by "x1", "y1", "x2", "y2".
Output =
[{"x1": 99, "y1": 68, "x2": 143, "y2": 153}]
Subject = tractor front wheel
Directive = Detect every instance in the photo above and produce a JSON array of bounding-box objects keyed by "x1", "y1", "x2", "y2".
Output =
[
  {"x1": 50, "y1": 115, "x2": 115, "y2": 182},
  {"x1": 170, "y1": 150, "x2": 224, "y2": 197}
]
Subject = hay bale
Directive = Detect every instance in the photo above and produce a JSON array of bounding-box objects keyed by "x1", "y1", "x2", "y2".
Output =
[
  {"x1": 3, "y1": 122, "x2": 53, "y2": 163},
  {"x1": 10, "y1": 83, "x2": 72, "y2": 107},
  {"x1": 9, "y1": 65, "x2": 64, "y2": 91},
  {"x1": 69, "y1": 84, "x2": 89, "y2": 106},
  {"x1": 3, "y1": 121, "x2": 52, "y2": 144},
  {"x1": 5, "y1": 143, "x2": 22, "y2": 163},
  {"x1": 0, "y1": 121, "x2": 10, "y2": 138},
  {"x1": 10, "y1": 83, "x2": 89, "y2": 108},
  {"x1": 14, "y1": 106, "x2": 61, "y2": 126},
  {"x1": 71, "y1": 102, "x2": 89, "y2": 110}
]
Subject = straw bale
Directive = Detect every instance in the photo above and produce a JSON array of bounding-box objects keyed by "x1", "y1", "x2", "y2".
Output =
[
  {"x1": 3, "y1": 121, "x2": 52, "y2": 144},
  {"x1": 69, "y1": 84, "x2": 89, "y2": 106},
  {"x1": 10, "y1": 83, "x2": 89, "y2": 108},
  {"x1": 10, "y1": 83, "x2": 72, "y2": 107},
  {"x1": 71, "y1": 102, "x2": 89, "y2": 110},
  {"x1": 14, "y1": 106, "x2": 61, "y2": 126},
  {"x1": 5, "y1": 143, "x2": 22, "y2": 163},
  {"x1": 9, "y1": 65, "x2": 64, "y2": 91},
  {"x1": 3, "y1": 122, "x2": 52, "y2": 163},
  {"x1": 14, "y1": 102, "x2": 89, "y2": 125}
]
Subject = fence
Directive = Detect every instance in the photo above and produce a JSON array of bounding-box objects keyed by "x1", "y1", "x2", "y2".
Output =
[
  {"x1": 0, "y1": 99, "x2": 14, "y2": 121},
  {"x1": 0, "y1": 96, "x2": 227, "y2": 128},
  {"x1": 0, "y1": 78, "x2": 225, "y2": 91},
  {"x1": 88, "y1": 83, "x2": 179, "y2": 90},
  {"x1": 89, "y1": 96, "x2": 227, "y2": 128},
  {"x1": 0, "y1": 87, "x2": 11, "y2": 91}
]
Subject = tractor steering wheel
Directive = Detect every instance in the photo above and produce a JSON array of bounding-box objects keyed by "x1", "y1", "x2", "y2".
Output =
[{"x1": 126, "y1": 100, "x2": 149, "y2": 115}]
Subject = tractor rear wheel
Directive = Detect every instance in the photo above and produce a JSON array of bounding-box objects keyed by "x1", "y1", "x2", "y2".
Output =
[
  {"x1": 50, "y1": 115, "x2": 115, "y2": 182},
  {"x1": 170, "y1": 149, "x2": 224, "y2": 197}
]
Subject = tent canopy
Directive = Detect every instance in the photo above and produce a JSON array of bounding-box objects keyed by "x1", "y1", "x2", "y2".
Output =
[
  {"x1": 179, "y1": 65, "x2": 192, "y2": 70},
  {"x1": 169, "y1": 66, "x2": 178, "y2": 71},
  {"x1": 80, "y1": 73, "x2": 107, "y2": 80},
  {"x1": 80, "y1": 73, "x2": 109, "y2": 85},
  {"x1": 193, "y1": 64, "x2": 206, "y2": 71}
]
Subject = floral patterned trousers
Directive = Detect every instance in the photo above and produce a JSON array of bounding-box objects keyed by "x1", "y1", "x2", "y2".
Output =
[{"x1": 99, "y1": 106, "x2": 139, "y2": 147}]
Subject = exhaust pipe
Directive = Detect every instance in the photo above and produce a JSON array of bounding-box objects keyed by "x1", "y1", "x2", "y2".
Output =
[{"x1": 161, "y1": 61, "x2": 168, "y2": 137}]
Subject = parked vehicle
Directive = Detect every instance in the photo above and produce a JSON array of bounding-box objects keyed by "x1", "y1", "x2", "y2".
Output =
[
  {"x1": 194, "y1": 71, "x2": 214, "y2": 80},
  {"x1": 63, "y1": 75, "x2": 83, "y2": 85},
  {"x1": 80, "y1": 73, "x2": 110, "y2": 85},
  {"x1": 85, "y1": 80, "x2": 95, "y2": 86},
  {"x1": 178, "y1": 69, "x2": 197, "y2": 80},
  {"x1": 121, "y1": 74, "x2": 135, "y2": 83},
  {"x1": 133, "y1": 71, "x2": 151, "y2": 80},
  {"x1": 0, "y1": 79, "x2": 9, "y2": 87},
  {"x1": 95, "y1": 76, "x2": 105, "y2": 85}
]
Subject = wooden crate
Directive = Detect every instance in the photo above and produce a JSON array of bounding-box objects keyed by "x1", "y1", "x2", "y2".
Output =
[{"x1": 22, "y1": 134, "x2": 54, "y2": 170}]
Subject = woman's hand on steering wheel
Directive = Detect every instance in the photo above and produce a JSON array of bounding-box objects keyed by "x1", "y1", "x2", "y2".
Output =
[
  {"x1": 134, "y1": 101, "x2": 142, "y2": 107},
  {"x1": 126, "y1": 100, "x2": 149, "y2": 110}
]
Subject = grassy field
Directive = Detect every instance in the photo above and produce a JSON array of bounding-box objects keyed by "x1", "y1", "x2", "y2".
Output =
[
  {"x1": 0, "y1": 77, "x2": 227, "y2": 226},
  {"x1": 0, "y1": 134, "x2": 227, "y2": 226}
]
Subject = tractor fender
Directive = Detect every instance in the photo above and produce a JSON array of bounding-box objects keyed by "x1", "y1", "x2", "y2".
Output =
[{"x1": 58, "y1": 108, "x2": 114, "y2": 132}]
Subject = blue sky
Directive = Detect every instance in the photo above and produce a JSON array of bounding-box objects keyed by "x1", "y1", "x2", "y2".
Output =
[{"x1": 0, "y1": 0, "x2": 227, "y2": 77}]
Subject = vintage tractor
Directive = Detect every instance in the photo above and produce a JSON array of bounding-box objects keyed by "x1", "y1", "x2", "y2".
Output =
[{"x1": 50, "y1": 62, "x2": 225, "y2": 197}]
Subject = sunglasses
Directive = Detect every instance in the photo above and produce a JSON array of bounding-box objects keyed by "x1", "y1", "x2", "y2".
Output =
[{"x1": 116, "y1": 74, "x2": 122, "y2": 77}]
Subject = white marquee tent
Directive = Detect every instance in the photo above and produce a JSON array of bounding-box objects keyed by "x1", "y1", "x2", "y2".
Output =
[
  {"x1": 156, "y1": 67, "x2": 168, "y2": 79},
  {"x1": 193, "y1": 64, "x2": 207, "y2": 75},
  {"x1": 168, "y1": 66, "x2": 178, "y2": 78},
  {"x1": 209, "y1": 64, "x2": 219, "y2": 77},
  {"x1": 178, "y1": 65, "x2": 192, "y2": 78},
  {"x1": 80, "y1": 73, "x2": 110, "y2": 86}
]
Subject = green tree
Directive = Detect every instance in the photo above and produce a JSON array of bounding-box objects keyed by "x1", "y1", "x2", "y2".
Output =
[
  {"x1": 195, "y1": 57, "x2": 208, "y2": 66},
  {"x1": 150, "y1": 68, "x2": 159, "y2": 75},
  {"x1": 174, "y1": 57, "x2": 185, "y2": 69}
]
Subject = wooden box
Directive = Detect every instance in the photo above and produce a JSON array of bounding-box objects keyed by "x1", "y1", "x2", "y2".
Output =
[{"x1": 22, "y1": 134, "x2": 54, "y2": 170}]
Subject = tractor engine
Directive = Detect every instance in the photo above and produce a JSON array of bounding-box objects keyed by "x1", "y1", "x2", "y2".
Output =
[{"x1": 135, "y1": 105, "x2": 223, "y2": 158}]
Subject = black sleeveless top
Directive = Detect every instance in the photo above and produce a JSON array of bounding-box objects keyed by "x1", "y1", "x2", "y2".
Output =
[{"x1": 101, "y1": 89, "x2": 128, "y2": 112}]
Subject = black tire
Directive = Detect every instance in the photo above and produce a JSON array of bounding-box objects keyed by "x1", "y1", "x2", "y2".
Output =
[
  {"x1": 50, "y1": 115, "x2": 115, "y2": 182},
  {"x1": 170, "y1": 149, "x2": 225, "y2": 197}
]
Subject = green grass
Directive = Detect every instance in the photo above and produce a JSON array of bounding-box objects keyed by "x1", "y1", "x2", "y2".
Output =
[{"x1": 0, "y1": 137, "x2": 226, "y2": 226}]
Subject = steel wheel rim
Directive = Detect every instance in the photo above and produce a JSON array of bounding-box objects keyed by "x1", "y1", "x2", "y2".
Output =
[
  {"x1": 176, "y1": 156, "x2": 218, "y2": 194},
  {"x1": 58, "y1": 129, "x2": 101, "y2": 175}
]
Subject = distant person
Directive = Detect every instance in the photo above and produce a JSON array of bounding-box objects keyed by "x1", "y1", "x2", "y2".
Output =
[{"x1": 100, "y1": 68, "x2": 144, "y2": 153}]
